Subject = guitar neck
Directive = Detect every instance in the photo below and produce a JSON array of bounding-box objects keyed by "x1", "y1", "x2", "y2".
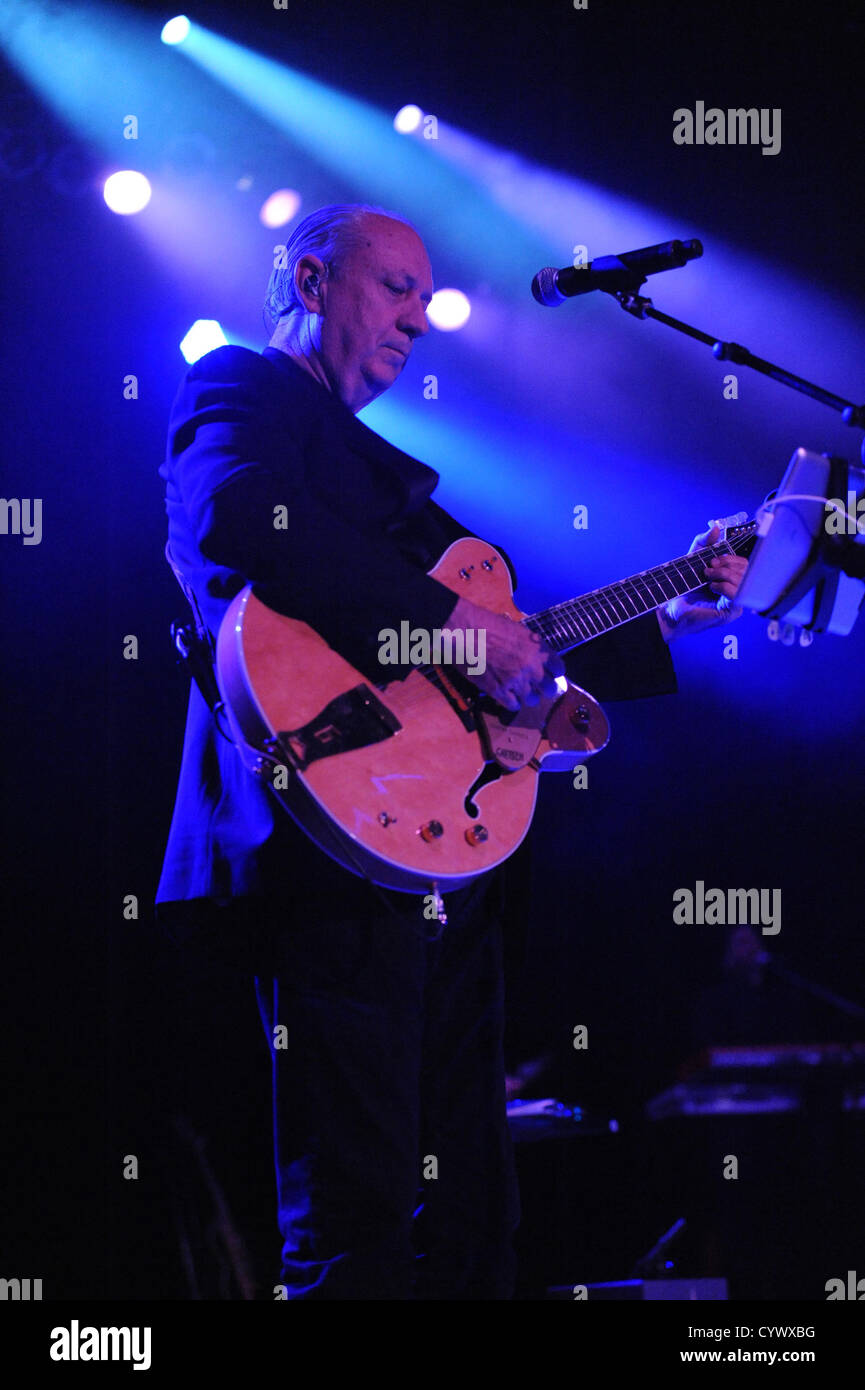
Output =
[{"x1": 524, "y1": 521, "x2": 758, "y2": 653}]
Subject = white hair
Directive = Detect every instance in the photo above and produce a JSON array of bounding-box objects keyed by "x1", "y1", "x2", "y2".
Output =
[{"x1": 262, "y1": 202, "x2": 419, "y2": 349}]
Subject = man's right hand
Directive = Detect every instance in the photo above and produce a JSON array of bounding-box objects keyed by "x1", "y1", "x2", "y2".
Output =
[{"x1": 447, "y1": 596, "x2": 566, "y2": 712}]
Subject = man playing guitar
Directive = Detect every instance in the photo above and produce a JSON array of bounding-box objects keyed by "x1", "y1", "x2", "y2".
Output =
[{"x1": 156, "y1": 203, "x2": 747, "y2": 1299}]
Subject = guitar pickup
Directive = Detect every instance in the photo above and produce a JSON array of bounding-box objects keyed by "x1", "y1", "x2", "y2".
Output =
[{"x1": 276, "y1": 685, "x2": 402, "y2": 771}]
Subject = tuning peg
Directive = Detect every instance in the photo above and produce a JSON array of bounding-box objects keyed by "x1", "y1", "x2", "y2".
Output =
[{"x1": 708, "y1": 510, "x2": 748, "y2": 532}]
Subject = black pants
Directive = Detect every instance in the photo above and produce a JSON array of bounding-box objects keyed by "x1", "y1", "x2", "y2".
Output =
[{"x1": 253, "y1": 871, "x2": 520, "y2": 1299}]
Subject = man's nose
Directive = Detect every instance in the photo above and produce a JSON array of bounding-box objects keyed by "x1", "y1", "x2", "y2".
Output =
[{"x1": 399, "y1": 296, "x2": 430, "y2": 339}]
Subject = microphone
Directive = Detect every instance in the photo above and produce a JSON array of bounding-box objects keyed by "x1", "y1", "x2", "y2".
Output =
[{"x1": 531, "y1": 238, "x2": 703, "y2": 306}]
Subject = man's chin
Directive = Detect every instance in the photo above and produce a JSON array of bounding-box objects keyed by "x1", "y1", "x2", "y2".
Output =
[
  {"x1": 361, "y1": 364, "x2": 400, "y2": 398},
  {"x1": 377, "y1": 348, "x2": 406, "y2": 375}
]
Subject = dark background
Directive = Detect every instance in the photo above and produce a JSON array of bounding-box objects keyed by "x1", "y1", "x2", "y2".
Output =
[{"x1": 2, "y1": 0, "x2": 863, "y2": 1299}]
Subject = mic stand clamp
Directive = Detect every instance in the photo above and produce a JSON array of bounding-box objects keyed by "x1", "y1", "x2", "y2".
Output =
[{"x1": 613, "y1": 287, "x2": 652, "y2": 320}]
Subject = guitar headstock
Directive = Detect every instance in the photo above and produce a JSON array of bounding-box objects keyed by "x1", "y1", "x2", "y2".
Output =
[{"x1": 719, "y1": 514, "x2": 760, "y2": 555}]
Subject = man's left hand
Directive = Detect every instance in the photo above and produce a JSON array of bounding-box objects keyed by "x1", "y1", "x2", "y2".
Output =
[{"x1": 657, "y1": 523, "x2": 749, "y2": 641}]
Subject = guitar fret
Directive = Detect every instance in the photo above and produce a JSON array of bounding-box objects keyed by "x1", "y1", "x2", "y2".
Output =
[
  {"x1": 672, "y1": 558, "x2": 703, "y2": 590},
  {"x1": 633, "y1": 577, "x2": 659, "y2": 605},
  {"x1": 563, "y1": 606, "x2": 595, "y2": 642},
  {"x1": 600, "y1": 589, "x2": 625, "y2": 622},
  {"x1": 580, "y1": 598, "x2": 613, "y2": 631},
  {"x1": 583, "y1": 605, "x2": 605, "y2": 637},
  {"x1": 548, "y1": 613, "x2": 576, "y2": 646},
  {"x1": 613, "y1": 586, "x2": 645, "y2": 615},
  {"x1": 617, "y1": 582, "x2": 651, "y2": 614},
  {"x1": 528, "y1": 614, "x2": 554, "y2": 645},
  {"x1": 640, "y1": 574, "x2": 671, "y2": 605},
  {"x1": 560, "y1": 610, "x2": 589, "y2": 644},
  {"x1": 617, "y1": 583, "x2": 645, "y2": 617},
  {"x1": 547, "y1": 614, "x2": 571, "y2": 647},
  {"x1": 569, "y1": 603, "x2": 601, "y2": 639}
]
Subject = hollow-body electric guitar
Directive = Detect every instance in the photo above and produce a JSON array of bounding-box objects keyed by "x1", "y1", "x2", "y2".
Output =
[{"x1": 216, "y1": 520, "x2": 757, "y2": 894}]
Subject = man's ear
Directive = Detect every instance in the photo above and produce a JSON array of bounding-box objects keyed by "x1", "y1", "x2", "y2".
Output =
[{"x1": 295, "y1": 255, "x2": 327, "y2": 313}]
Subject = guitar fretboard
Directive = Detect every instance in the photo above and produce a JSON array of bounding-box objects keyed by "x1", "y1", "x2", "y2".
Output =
[{"x1": 524, "y1": 523, "x2": 758, "y2": 652}]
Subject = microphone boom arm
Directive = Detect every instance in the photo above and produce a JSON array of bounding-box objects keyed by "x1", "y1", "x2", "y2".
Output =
[{"x1": 611, "y1": 288, "x2": 865, "y2": 431}]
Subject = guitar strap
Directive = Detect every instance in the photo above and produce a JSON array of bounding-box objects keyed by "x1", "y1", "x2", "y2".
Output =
[{"x1": 164, "y1": 542, "x2": 232, "y2": 740}]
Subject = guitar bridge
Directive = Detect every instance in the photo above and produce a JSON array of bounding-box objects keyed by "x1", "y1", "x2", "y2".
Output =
[
  {"x1": 276, "y1": 684, "x2": 401, "y2": 772},
  {"x1": 420, "y1": 666, "x2": 479, "y2": 733}
]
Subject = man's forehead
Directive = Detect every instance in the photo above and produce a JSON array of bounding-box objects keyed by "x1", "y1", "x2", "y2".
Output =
[{"x1": 353, "y1": 216, "x2": 431, "y2": 275}]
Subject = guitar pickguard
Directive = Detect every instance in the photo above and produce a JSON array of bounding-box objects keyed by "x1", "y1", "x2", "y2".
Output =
[{"x1": 479, "y1": 707, "x2": 545, "y2": 770}]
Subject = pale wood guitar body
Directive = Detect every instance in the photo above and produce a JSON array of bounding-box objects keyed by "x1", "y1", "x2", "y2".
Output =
[{"x1": 216, "y1": 537, "x2": 608, "y2": 893}]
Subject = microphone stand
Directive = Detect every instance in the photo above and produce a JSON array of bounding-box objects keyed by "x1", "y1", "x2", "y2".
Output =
[
  {"x1": 763, "y1": 956, "x2": 865, "y2": 1024},
  {"x1": 607, "y1": 283, "x2": 865, "y2": 433},
  {"x1": 630, "y1": 1217, "x2": 687, "y2": 1279}
]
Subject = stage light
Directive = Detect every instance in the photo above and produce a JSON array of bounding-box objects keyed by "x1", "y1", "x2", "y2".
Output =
[
  {"x1": 427, "y1": 288, "x2": 471, "y2": 331},
  {"x1": 180, "y1": 319, "x2": 227, "y2": 364},
  {"x1": 161, "y1": 16, "x2": 191, "y2": 46},
  {"x1": 394, "y1": 104, "x2": 423, "y2": 134},
  {"x1": 260, "y1": 188, "x2": 302, "y2": 228},
  {"x1": 103, "y1": 170, "x2": 151, "y2": 214}
]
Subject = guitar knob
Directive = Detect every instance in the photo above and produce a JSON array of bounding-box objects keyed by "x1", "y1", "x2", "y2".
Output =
[
  {"x1": 465, "y1": 825, "x2": 489, "y2": 846},
  {"x1": 419, "y1": 820, "x2": 444, "y2": 842}
]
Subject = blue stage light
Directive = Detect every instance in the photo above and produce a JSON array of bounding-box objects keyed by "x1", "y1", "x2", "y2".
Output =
[
  {"x1": 161, "y1": 16, "x2": 191, "y2": 46},
  {"x1": 180, "y1": 319, "x2": 227, "y2": 363}
]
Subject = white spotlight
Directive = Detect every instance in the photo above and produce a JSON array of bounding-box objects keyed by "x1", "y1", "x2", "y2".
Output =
[
  {"x1": 259, "y1": 188, "x2": 302, "y2": 228},
  {"x1": 394, "y1": 104, "x2": 423, "y2": 134},
  {"x1": 427, "y1": 288, "x2": 471, "y2": 331},
  {"x1": 161, "y1": 16, "x2": 191, "y2": 45},
  {"x1": 180, "y1": 320, "x2": 228, "y2": 365},
  {"x1": 103, "y1": 170, "x2": 152, "y2": 215}
]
